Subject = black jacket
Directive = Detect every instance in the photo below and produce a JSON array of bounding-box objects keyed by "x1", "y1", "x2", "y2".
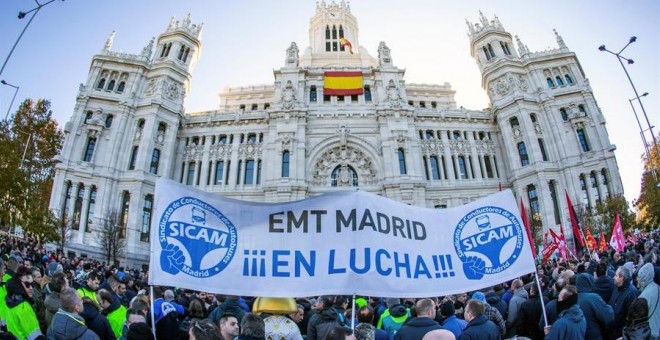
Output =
[
  {"x1": 393, "y1": 317, "x2": 442, "y2": 340},
  {"x1": 307, "y1": 307, "x2": 341, "y2": 340},
  {"x1": 517, "y1": 294, "x2": 549, "y2": 340},
  {"x1": 459, "y1": 314, "x2": 501, "y2": 340},
  {"x1": 80, "y1": 301, "x2": 115, "y2": 340}
]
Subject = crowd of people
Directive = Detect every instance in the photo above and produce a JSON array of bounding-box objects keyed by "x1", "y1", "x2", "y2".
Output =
[{"x1": 0, "y1": 230, "x2": 659, "y2": 340}]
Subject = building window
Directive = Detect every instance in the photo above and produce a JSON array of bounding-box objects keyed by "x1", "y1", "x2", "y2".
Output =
[
  {"x1": 538, "y1": 139, "x2": 549, "y2": 161},
  {"x1": 128, "y1": 146, "x2": 138, "y2": 170},
  {"x1": 214, "y1": 161, "x2": 224, "y2": 185},
  {"x1": 225, "y1": 161, "x2": 231, "y2": 185},
  {"x1": 117, "y1": 81, "x2": 125, "y2": 93},
  {"x1": 484, "y1": 155, "x2": 494, "y2": 178},
  {"x1": 500, "y1": 41, "x2": 511, "y2": 55},
  {"x1": 96, "y1": 78, "x2": 106, "y2": 90},
  {"x1": 256, "y1": 160, "x2": 262, "y2": 185},
  {"x1": 323, "y1": 95, "x2": 331, "y2": 103},
  {"x1": 457, "y1": 156, "x2": 468, "y2": 179},
  {"x1": 555, "y1": 76, "x2": 564, "y2": 86},
  {"x1": 483, "y1": 46, "x2": 492, "y2": 61},
  {"x1": 565, "y1": 74, "x2": 573, "y2": 85},
  {"x1": 150, "y1": 149, "x2": 160, "y2": 174},
  {"x1": 426, "y1": 130, "x2": 435, "y2": 140},
  {"x1": 430, "y1": 156, "x2": 441, "y2": 180},
  {"x1": 160, "y1": 42, "x2": 172, "y2": 57},
  {"x1": 119, "y1": 191, "x2": 130, "y2": 239},
  {"x1": 84, "y1": 111, "x2": 93, "y2": 124},
  {"x1": 325, "y1": 25, "x2": 342, "y2": 52},
  {"x1": 86, "y1": 186, "x2": 96, "y2": 232},
  {"x1": 282, "y1": 151, "x2": 290, "y2": 177},
  {"x1": 420, "y1": 101, "x2": 426, "y2": 108},
  {"x1": 487, "y1": 43, "x2": 495, "y2": 58},
  {"x1": 578, "y1": 104, "x2": 587, "y2": 116},
  {"x1": 601, "y1": 169, "x2": 610, "y2": 199},
  {"x1": 518, "y1": 142, "x2": 529, "y2": 166},
  {"x1": 141, "y1": 195, "x2": 153, "y2": 243},
  {"x1": 107, "y1": 80, "x2": 116, "y2": 91},
  {"x1": 509, "y1": 117, "x2": 520, "y2": 129},
  {"x1": 423, "y1": 156, "x2": 430, "y2": 180},
  {"x1": 547, "y1": 78, "x2": 555, "y2": 88},
  {"x1": 590, "y1": 171, "x2": 601, "y2": 205},
  {"x1": 73, "y1": 184, "x2": 84, "y2": 230},
  {"x1": 527, "y1": 184, "x2": 540, "y2": 217},
  {"x1": 244, "y1": 160, "x2": 255, "y2": 184},
  {"x1": 105, "y1": 115, "x2": 113, "y2": 128},
  {"x1": 397, "y1": 148, "x2": 407, "y2": 175},
  {"x1": 560, "y1": 108, "x2": 568, "y2": 121},
  {"x1": 186, "y1": 161, "x2": 195, "y2": 185},
  {"x1": 434, "y1": 205, "x2": 447, "y2": 209},
  {"x1": 62, "y1": 181, "x2": 72, "y2": 224},
  {"x1": 549, "y1": 180, "x2": 561, "y2": 225},
  {"x1": 310, "y1": 85, "x2": 317, "y2": 102},
  {"x1": 331, "y1": 165, "x2": 358, "y2": 187},
  {"x1": 83, "y1": 138, "x2": 96, "y2": 162},
  {"x1": 577, "y1": 128, "x2": 591, "y2": 152},
  {"x1": 580, "y1": 174, "x2": 590, "y2": 209},
  {"x1": 251, "y1": 104, "x2": 258, "y2": 111},
  {"x1": 364, "y1": 85, "x2": 371, "y2": 102},
  {"x1": 247, "y1": 133, "x2": 257, "y2": 143},
  {"x1": 236, "y1": 160, "x2": 242, "y2": 185}
]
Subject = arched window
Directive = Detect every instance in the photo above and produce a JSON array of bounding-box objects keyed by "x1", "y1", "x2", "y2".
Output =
[
  {"x1": 577, "y1": 128, "x2": 590, "y2": 152},
  {"x1": 538, "y1": 139, "x2": 549, "y2": 161},
  {"x1": 579, "y1": 174, "x2": 590, "y2": 209},
  {"x1": 510, "y1": 117, "x2": 520, "y2": 128},
  {"x1": 83, "y1": 138, "x2": 96, "y2": 162},
  {"x1": 429, "y1": 156, "x2": 441, "y2": 180},
  {"x1": 487, "y1": 43, "x2": 496, "y2": 58},
  {"x1": 117, "y1": 81, "x2": 126, "y2": 93},
  {"x1": 530, "y1": 113, "x2": 537, "y2": 123},
  {"x1": 547, "y1": 78, "x2": 555, "y2": 88},
  {"x1": 105, "y1": 114, "x2": 113, "y2": 128},
  {"x1": 425, "y1": 130, "x2": 434, "y2": 140},
  {"x1": 555, "y1": 76, "x2": 564, "y2": 86},
  {"x1": 483, "y1": 46, "x2": 491, "y2": 61},
  {"x1": 565, "y1": 74, "x2": 573, "y2": 85},
  {"x1": 141, "y1": 195, "x2": 153, "y2": 242},
  {"x1": 578, "y1": 104, "x2": 587, "y2": 116},
  {"x1": 527, "y1": 184, "x2": 540, "y2": 216},
  {"x1": 560, "y1": 108, "x2": 568, "y2": 121},
  {"x1": 338, "y1": 25, "x2": 345, "y2": 52},
  {"x1": 150, "y1": 149, "x2": 160, "y2": 174},
  {"x1": 282, "y1": 151, "x2": 290, "y2": 177},
  {"x1": 86, "y1": 186, "x2": 96, "y2": 232},
  {"x1": 84, "y1": 111, "x2": 93, "y2": 124},
  {"x1": 364, "y1": 85, "x2": 372, "y2": 102},
  {"x1": 178, "y1": 45, "x2": 186, "y2": 60},
  {"x1": 107, "y1": 79, "x2": 116, "y2": 91},
  {"x1": 590, "y1": 171, "x2": 602, "y2": 205},
  {"x1": 96, "y1": 78, "x2": 106, "y2": 90},
  {"x1": 73, "y1": 184, "x2": 84, "y2": 230},
  {"x1": 331, "y1": 165, "x2": 358, "y2": 187},
  {"x1": 457, "y1": 156, "x2": 468, "y2": 179},
  {"x1": 128, "y1": 146, "x2": 138, "y2": 170},
  {"x1": 182, "y1": 47, "x2": 190, "y2": 63},
  {"x1": 548, "y1": 180, "x2": 561, "y2": 224},
  {"x1": 518, "y1": 142, "x2": 529, "y2": 166},
  {"x1": 310, "y1": 85, "x2": 317, "y2": 102},
  {"x1": 397, "y1": 148, "x2": 407, "y2": 175}
]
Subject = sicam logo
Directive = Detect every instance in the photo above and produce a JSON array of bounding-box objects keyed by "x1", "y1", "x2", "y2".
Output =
[
  {"x1": 158, "y1": 197, "x2": 238, "y2": 278},
  {"x1": 453, "y1": 206, "x2": 523, "y2": 280}
]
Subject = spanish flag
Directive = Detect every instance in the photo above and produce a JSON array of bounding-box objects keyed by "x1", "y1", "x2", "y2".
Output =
[
  {"x1": 324, "y1": 71, "x2": 363, "y2": 96},
  {"x1": 340, "y1": 37, "x2": 353, "y2": 54}
]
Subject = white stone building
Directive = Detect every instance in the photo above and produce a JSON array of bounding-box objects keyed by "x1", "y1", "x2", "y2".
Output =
[{"x1": 49, "y1": 2, "x2": 623, "y2": 266}]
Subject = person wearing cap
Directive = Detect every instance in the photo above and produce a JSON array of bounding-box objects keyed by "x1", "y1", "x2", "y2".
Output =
[
  {"x1": 469, "y1": 292, "x2": 505, "y2": 338},
  {"x1": 77, "y1": 272, "x2": 101, "y2": 304},
  {"x1": 438, "y1": 300, "x2": 466, "y2": 339},
  {"x1": 638, "y1": 262, "x2": 660, "y2": 338},
  {"x1": 5, "y1": 266, "x2": 43, "y2": 340}
]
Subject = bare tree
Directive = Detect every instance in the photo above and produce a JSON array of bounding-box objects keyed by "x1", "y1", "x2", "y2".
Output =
[
  {"x1": 55, "y1": 212, "x2": 73, "y2": 254},
  {"x1": 95, "y1": 211, "x2": 126, "y2": 265}
]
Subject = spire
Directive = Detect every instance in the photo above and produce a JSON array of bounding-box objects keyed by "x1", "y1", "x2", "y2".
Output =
[
  {"x1": 479, "y1": 11, "x2": 489, "y2": 26},
  {"x1": 515, "y1": 35, "x2": 529, "y2": 55},
  {"x1": 164, "y1": 14, "x2": 203, "y2": 39},
  {"x1": 466, "y1": 19, "x2": 475, "y2": 35},
  {"x1": 142, "y1": 37, "x2": 155, "y2": 59},
  {"x1": 104, "y1": 30, "x2": 116, "y2": 51},
  {"x1": 554, "y1": 29, "x2": 567, "y2": 49}
]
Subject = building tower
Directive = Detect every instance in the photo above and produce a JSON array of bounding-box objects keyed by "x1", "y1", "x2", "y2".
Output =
[
  {"x1": 468, "y1": 12, "x2": 623, "y2": 237},
  {"x1": 50, "y1": 15, "x2": 203, "y2": 263}
]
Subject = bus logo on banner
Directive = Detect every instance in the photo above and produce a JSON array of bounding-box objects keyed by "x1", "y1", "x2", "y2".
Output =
[
  {"x1": 454, "y1": 206, "x2": 524, "y2": 280},
  {"x1": 158, "y1": 197, "x2": 238, "y2": 278}
]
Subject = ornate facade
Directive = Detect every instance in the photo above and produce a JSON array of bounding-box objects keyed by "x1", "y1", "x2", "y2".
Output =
[{"x1": 50, "y1": 2, "x2": 623, "y2": 266}]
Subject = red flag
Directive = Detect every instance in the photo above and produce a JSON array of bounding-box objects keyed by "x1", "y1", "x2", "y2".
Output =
[
  {"x1": 520, "y1": 198, "x2": 536, "y2": 258},
  {"x1": 565, "y1": 191, "x2": 585, "y2": 254},
  {"x1": 626, "y1": 232, "x2": 639, "y2": 245},
  {"x1": 551, "y1": 227, "x2": 568, "y2": 261},
  {"x1": 542, "y1": 231, "x2": 558, "y2": 263},
  {"x1": 585, "y1": 228, "x2": 597, "y2": 250},
  {"x1": 599, "y1": 232, "x2": 607, "y2": 252},
  {"x1": 609, "y1": 213, "x2": 625, "y2": 252}
]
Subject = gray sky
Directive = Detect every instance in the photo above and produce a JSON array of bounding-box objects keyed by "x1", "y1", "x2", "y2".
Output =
[{"x1": 1, "y1": 0, "x2": 658, "y2": 208}]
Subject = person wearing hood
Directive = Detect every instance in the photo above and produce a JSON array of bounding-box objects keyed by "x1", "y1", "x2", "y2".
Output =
[
  {"x1": 47, "y1": 288, "x2": 99, "y2": 340},
  {"x1": 5, "y1": 266, "x2": 44, "y2": 340},
  {"x1": 376, "y1": 298, "x2": 410, "y2": 338},
  {"x1": 609, "y1": 266, "x2": 639, "y2": 337},
  {"x1": 543, "y1": 285, "x2": 586, "y2": 340},
  {"x1": 574, "y1": 272, "x2": 614, "y2": 340},
  {"x1": 505, "y1": 279, "x2": 528, "y2": 336},
  {"x1": 209, "y1": 295, "x2": 247, "y2": 324},
  {"x1": 394, "y1": 299, "x2": 442, "y2": 339},
  {"x1": 96, "y1": 288, "x2": 127, "y2": 339},
  {"x1": 80, "y1": 296, "x2": 115, "y2": 340},
  {"x1": 637, "y1": 262, "x2": 660, "y2": 338},
  {"x1": 594, "y1": 261, "x2": 616, "y2": 304},
  {"x1": 485, "y1": 291, "x2": 507, "y2": 320}
]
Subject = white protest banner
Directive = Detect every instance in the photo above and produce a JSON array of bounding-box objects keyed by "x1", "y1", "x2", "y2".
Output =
[{"x1": 149, "y1": 178, "x2": 535, "y2": 297}]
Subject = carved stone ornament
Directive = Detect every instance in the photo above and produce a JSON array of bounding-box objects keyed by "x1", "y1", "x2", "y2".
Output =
[
  {"x1": 534, "y1": 122, "x2": 542, "y2": 134},
  {"x1": 311, "y1": 145, "x2": 377, "y2": 186},
  {"x1": 518, "y1": 75, "x2": 529, "y2": 92},
  {"x1": 155, "y1": 131, "x2": 165, "y2": 145},
  {"x1": 448, "y1": 140, "x2": 471, "y2": 154},
  {"x1": 495, "y1": 77, "x2": 511, "y2": 96},
  {"x1": 286, "y1": 42, "x2": 299, "y2": 67},
  {"x1": 165, "y1": 81, "x2": 179, "y2": 100},
  {"x1": 395, "y1": 133, "x2": 406, "y2": 147},
  {"x1": 385, "y1": 79, "x2": 402, "y2": 108},
  {"x1": 378, "y1": 41, "x2": 392, "y2": 65},
  {"x1": 513, "y1": 126, "x2": 522, "y2": 138},
  {"x1": 420, "y1": 140, "x2": 444, "y2": 154},
  {"x1": 209, "y1": 144, "x2": 231, "y2": 159},
  {"x1": 145, "y1": 79, "x2": 158, "y2": 96},
  {"x1": 183, "y1": 145, "x2": 205, "y2": 161},
  {"x1": 282, "y1": 80, "x2": 296, "y2": 110},
  {"x1": 134, "y1": 126, "x2": 143, "y2": 141},
  {"x1": 239, "y1": 142, "x2": 262, "y2": 158}
]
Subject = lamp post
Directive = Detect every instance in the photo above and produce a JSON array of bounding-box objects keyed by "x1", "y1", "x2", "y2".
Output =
[
  {"x1": 598, "y1": 37, "x2": 657, "y2": 151},
  {"x1": 629, "y1": 93, "x2": 652, "y2": 159},
  {"x1": 0, "y1": 0, "x2": 62, "y2": 78},
  {"x1": 1, "y1": 80, "x2": 20, "y2": 121}
]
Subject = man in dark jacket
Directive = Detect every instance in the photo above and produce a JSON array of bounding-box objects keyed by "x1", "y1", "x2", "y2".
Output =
[
  {"x1": 544, "y1": 285, "x2": 586, "y2": 340},
  {"x1": 307, "y1": 296, "x2": 342, "y2": 340},
  {"x1": 80, "y1": 296, "x2": 115, "y2": 340},
  {"x1": 609, "y1": 266, "x2": 638, "y2": 337},
  {"x1": 209, "y1": 295, "x2": 248, "y2": 324},
  {"x1": 593, "y1": 262, "x2": 616, "y2": 303},
  {"x1": 377, "y1": 298, "x2": 410, "y2": 337},
  {"x1": 575, "y1": 273, "x2": 614, "y2": 340},
  {"x1": 394, "y1": 299, "x2": 442, "y2": 339},
  {"x1": 517, "y1": 280, "x2": 548, "y2": 340},
  {"x1": 47, "y1": 288, "x2": 99, "y2": 339},
  {"x1": 459, "y1": 300, "x2": 500, "y2": 340}
]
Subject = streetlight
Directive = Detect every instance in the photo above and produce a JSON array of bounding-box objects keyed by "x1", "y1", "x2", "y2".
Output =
[
  {"x1": 1, "y1": 80, "x2": 20, "y2": 121},
  {"x1": 0, "y1": 0, "x2": 63, "y2": 78},
  {"x1": 598, "y1": 36, "x2": 657, "y2": 151},
  {"x1": 630, "y1": 93, "x2": 657, "y2": 183}
]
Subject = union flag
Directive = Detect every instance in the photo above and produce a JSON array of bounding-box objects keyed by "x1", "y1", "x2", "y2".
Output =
[{"x1": 585, "y1": 228, "x2": 597, "y2": 250}]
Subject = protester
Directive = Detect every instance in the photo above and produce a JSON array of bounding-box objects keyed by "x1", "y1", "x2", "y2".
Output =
[
  {"x1": 469, "y1": 292, "x2": 505, "y2": 337},
  {"x1": 609, "y1": 266, "x2": 639, "y2": 337},
  {"x1": 326, "y1": 326, "x2": 356, "y2": 340},
  {"x1": 47, "y1": 288, "x2": 99, "y2": 339},
  {"x1": 5, "y1": 266, "x2": 43, "y2": 339},
  {"x1": 516, "y1": 281, "x2": 548, "y2": 340},
  {"x1": 637, "y1": 262, "x2": 660, "y2": 338},
  {"x1": 543, "y1": 285, "x2": 586, "y2": 340},
  {"x1": 97, "y1": 288, "x2": 127, "y2": 339},
  {"x1": 437, "y1": 300, "x2": 466, "y2": 339},
  {"x1": 376, "y1": 297, "x2": 410, "y2": 337},
  {"x1": 307, "y1": 295, "x2": 342, "y2": 340},
  {"x1": 622, "y1": 298, "x2": 652, "y2": 339},
  {"x1": 459, "y1": 299, "x2": 500, "y2": 340},
  {"x1": 354, "y1": 305, "x2": 389, "y2": 340},
  {"x1": 505, "y1": 278, "x2": 528, "y2": 336},
  {"x1": 189, "y1": 318, "x2": 222, "y2": 340},
  {"x1": 394, "y1": 298, "x2": 442, "y2": 339},
  {"x1": 574, "y1": 272, "x2": 614, "y2": 340},
  {"x1": 80, "y1": 296, "x2": 115, "y2": 340},
  {"x1": 237, "y1": 313, "x2": 265, "y2": 340},
  {"x1": 77, "y1": 272, "x2": 101, "y2": 304},
  {"x1": 219, "y1": 314, "x2": 240, "y2": 340}
]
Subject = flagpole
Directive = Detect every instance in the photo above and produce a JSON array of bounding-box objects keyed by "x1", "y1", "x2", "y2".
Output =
[
  {"x1": 150, "y1": 285, "x2": 157, "y2": 339},
  {"x1": 351, "y1": 293, "x2": 356, "y2": 331},
  {"x1": 535, "y1": 272, "x2": 549, "y2": 328}
]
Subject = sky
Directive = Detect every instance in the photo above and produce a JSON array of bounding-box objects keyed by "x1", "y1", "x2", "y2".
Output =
[{"x1": 1, "y1": 0, "x2": 658, "y2": 207}]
